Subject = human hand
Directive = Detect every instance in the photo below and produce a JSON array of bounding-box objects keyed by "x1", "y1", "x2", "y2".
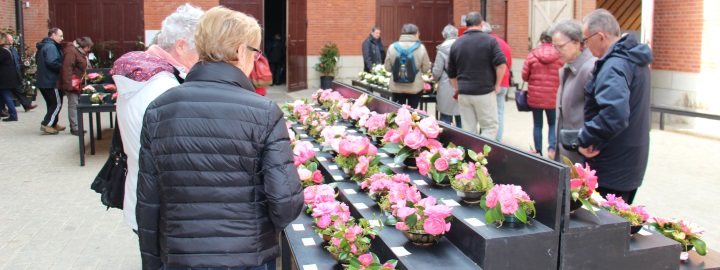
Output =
[
  {"x1": 494, "y1": 85, "x2": 501, "y2": 94},
  {"x1": 453, "y1": 90, "x2": 458, "y2": 101},
  {"x1": 579, "y1": 145, "x2": 600, "y2": 158}
]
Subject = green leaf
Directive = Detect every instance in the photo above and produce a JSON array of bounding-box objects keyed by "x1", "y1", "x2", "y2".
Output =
[
  {"x1": 449, "y1": 158, "x2": 459, "y2": 165},
  {"x1": 690, "y1": 238, "x2": 707, "y2": 256},
  {"x1": 371, "y1": 253, "x2": 381, "y2": 264},
  {"x1": 384, "y1": 215, "x2": 397, "y2": 226},
  {"x1": 515, "y1": 208, "x2": 527, "y2": 223},
  {"x1": 393, "y1": 152, "x2": 409, "y2": 165},
  {"x1": 483, "y1": 144, "x2": 492, "y2": 157},
  {"x1": 491, "y1": 205, "x2": 504, "y2": 221},
  {"x1": 437, "y1": 172, "x2": 446, "y2": 183},
  {"x1": 405, "y1": 212, "x2": 418, "y2": 227},
  {"x1": 349, "y1": 257, "x2": 362, "y2": 268},
  {"x1": 580, "y1": 198, "x2": 600, "y2": 220},
  {"x1": 370, "y1": 155, "x2": 381, "y2": 166},
  {"x1": 397, "y1": 146, "x2": 414, "y2": 157},
  {"x1": 485, "y1": 210, "x2": 496, "y2": 224},
  {"x1": 308, "y1": 162, "x2": 318, "y2": 172},
  {"x1": 430, "y1": 153, "x2": 441, "y2": 163},
  {"x1": 379, "y1": 165, "x2": 394, "y2": 175},
  {"x1": 321, "y1": 145, "x2": 334, "y2": 152},
  {"x1": 381, "y1": 143, "x2": 401, "y2": 154},
  {"x1": 468, "y1": 149, "x2": 478, "y2": 161},
  {"x1": 562, "y1": 156, "x2": 579, "y2": 179}
]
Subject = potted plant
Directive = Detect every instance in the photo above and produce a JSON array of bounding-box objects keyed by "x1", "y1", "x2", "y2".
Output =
[
  {"x1": 297, "y1": 162, "x2": 324, "y2": 188},
  {"x1": 326, "y1": 218, "x2": 378, "y2": 265},
  {"x1": 361, "y1": 173, "x2": 410, "y2": 201},
  {"x1": 416, "y1": 143, "x2": 465, "y2": 187},
  {"x1": 349, "y1": 253, "x2": 398, "y2": 270},
  {"x1": 303, "y1": 184, "x2": 337, "y2": 214},
  {"x1": 335, "y1": 136, "x2": 376, "y2": 176},
  {"x1": 600, "y1": 194, "x2": 649, "y2": 234},
  {"x1": 378, "y1": 183, "x2": 421, "y2": 216},
  {"x1": 381, "y1": 106, "x2": 443, "y2": 167},
  {"x1": 85, "y1": 72, "x2": 105, "y2": 84},
  {"x1": 649, "y1": 217, "x2": 706, "y2": 261},
  {"x1": 312, "y1": 200, "x2": 351, "y2": 242},
  {"x1": 392, "y1": 196, "x2": 453, "y2": 246},
  {"x1": 562, "y1": 156, "x2": 600, "y2": 219},
  {"x1": 89, "y1": 93, "x2": 105, "y2": 104},
  {"x1": 451, "y1": 146, "x2": 495, "y2": 204},
  {"x1": 314, "y1": 42, "x2": 340, "y2": 89},
  {"x1": 293, "y1": 140, "x2": 315, "y2": 167},
  {"x1": 481, "y1": 184, "x2": 536, "y2": 227}
]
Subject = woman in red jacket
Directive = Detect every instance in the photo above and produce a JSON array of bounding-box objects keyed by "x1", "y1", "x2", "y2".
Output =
[{"x1": 522, "y1": 32, "x2": 563, "y2": 159}]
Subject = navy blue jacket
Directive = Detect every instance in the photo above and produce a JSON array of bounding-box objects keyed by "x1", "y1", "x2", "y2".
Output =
[
  {"x1": 579, "y1": 34, "x2": 653, "y2": 191},
  {"x1": 34, "y1": 37, "x2": 63, "y2": 88}
]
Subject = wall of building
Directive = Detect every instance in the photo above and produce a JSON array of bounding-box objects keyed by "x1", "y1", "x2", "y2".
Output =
[
  {"x1": 1, "y1": 0, "x2": 16, "y2": 31},
  {"x1": 22, "y1": 0, "x2": 49, "y2": 51}
]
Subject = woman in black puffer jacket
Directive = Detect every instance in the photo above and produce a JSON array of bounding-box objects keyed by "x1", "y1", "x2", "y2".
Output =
[{"x1": 136, "y1": 7, "x2": 303, "y2": 270}]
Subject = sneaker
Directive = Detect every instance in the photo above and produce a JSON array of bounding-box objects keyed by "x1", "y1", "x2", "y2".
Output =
[
  {"x1": 547, "y1": 149, "x2": 556, "y2": 160},
  {"x1": 2, "y1": 117, "x2": 17, "y2": 122},
  {"x1": 53, "y1": 124, "x2": 66, "y2": 131},
  {"x1": 70, "y1": 129, "x2": 87, "y2": 136},
  {"x1": 24, "y1": 104, "x2": 38, "y2": 112},
  {"x1": 41, "y1": 125, "x2": 59, "y2": 135}
]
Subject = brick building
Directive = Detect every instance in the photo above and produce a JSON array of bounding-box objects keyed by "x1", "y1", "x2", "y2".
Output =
[{"x1": 1, "y1": 0, "x2": 718, "y2": 129}]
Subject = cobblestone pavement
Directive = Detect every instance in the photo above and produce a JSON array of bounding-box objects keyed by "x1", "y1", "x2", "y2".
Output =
[{"x1": 1, "y1": 86, "x2": 718, "y2": 269}]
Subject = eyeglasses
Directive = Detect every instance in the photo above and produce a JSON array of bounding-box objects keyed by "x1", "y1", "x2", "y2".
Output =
[
  {"x1": 246, "y1": 46, "x2": 262, "y2": 61},
  {"x1": 582, "y1": 32, "x2": 600, "y2": 45},
  {"x1": 552, "y1": 39, "x2": 574, "y2": 51}
]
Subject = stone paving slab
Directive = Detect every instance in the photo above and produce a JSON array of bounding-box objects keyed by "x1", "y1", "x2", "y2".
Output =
[{"x1": 0, "y1": 85, "x2": 717, "y2": 269}]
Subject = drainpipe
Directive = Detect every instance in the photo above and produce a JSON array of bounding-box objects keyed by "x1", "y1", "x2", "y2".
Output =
[
  {"x1": 15, "y1": 0, "x2": 24, "y2": 57},
  {"x1": 481, "y1": 0, "x2": 487, "y2": 20}
]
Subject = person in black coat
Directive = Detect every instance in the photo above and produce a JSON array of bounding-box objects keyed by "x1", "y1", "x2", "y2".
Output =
[
  {"x1": 35, "y1": 28, "x2": 65, "y2": 134},
  {"x1": 266, "y1": 33, "x2": 285, "y2": 85},
  {"x1": 0, "y1": 33, "x2": 22, "y2": 121},
  {"x1": 136, "y1": 7, "x2": 303, "y2": 269},
  {"x1": 578, "y1": 9, "x2": 654, "y2": 204},
  {"x1": 0, "y1": 33, "x2": 37, "y2": 117},
  {"x1": 362, "y1": 26, "x2": 386, "y2": 72}
]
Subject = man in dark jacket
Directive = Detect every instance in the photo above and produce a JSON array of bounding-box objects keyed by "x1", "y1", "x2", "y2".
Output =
[
  {"x1": 266, "y1": 34, "x2": 285, "y2": 85},
  {"x1": 578, "y1": 9, "x2": 654, "y2": 204},
  {"x1": 362, "y1": 26, "x2": 386, "y2": 72},
  {"x1": 35, "y1": 28, "x2": 65, "y2": 134},
  {"x1": 447, "y1": 12, "x2": 507, "y2": 139},
  {"x1": 136, "y1": 7, "x2": 303, "y2": 269}
]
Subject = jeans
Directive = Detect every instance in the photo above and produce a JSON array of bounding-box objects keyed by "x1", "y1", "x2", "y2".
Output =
[
  {"x1": 391, "y1": 92, "x2": 421, "y2": 109},
  {"x1": 531, "y1": 108, "x2": 556, "y2": 155},
  {"x1": 496, "y1": 87, "x2": 508, "y2": 141},
  {"x1": 439, "y1": 113, "x2": 461, "y2": 128},
  {"x1": 163, "y1": 260, "x2": 275, "y2": 270},
  {"x1": 1, "y1": 89, "x2": 17, "y2": 119}
]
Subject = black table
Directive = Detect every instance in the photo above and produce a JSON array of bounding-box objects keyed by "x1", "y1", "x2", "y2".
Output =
[{"x1": 77, "y1": 103, "x2": 116, "y2": 166}]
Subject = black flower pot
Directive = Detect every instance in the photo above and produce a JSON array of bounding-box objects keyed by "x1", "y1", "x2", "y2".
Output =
[
  {"x1": 320, "y1": 76, "x2": 334, "y2": 89},
  {"x1": 402, "y1": 230, "x2": 438, "y2": 246},
  {"x1": 403, "y1": 157, "x2": 417, "y2": 169},
  {"x1": 630, "y1": 225, "x2": 643, "y2": 234},
  {"x1": 569, "y1": 199, "x2": 583, "y2": 212},
  {"x1": 454, "y1": 189, "x2": 485, "y2": 204}
]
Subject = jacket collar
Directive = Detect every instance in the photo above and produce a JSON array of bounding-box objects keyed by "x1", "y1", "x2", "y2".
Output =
[
  {"x1": 566, "y1": 49, "x2": 593, "y2": 75},
  {"x1": 399, "y1": 35, "x2": 420, "y2": 42},
  {"x1": 185, "y1": 61, "x2": 255, "y2": 92}
]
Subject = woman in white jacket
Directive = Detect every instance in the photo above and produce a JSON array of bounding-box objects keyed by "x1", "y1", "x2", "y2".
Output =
[{"x1": 110, "y1": 3, "x2": 204, "y2": 232}]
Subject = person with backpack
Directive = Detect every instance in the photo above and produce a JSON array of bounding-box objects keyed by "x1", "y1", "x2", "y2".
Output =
[
  {"x1": 447, "y1": 12, "x2": 507, "y2": 140},
  {"x1": 384, "y1": 23, "x2": 431, "y2": 109}
]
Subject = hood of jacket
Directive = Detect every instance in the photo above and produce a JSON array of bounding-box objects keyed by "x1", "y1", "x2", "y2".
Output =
[
  {"x1": 110, "y1": 51, "x2": 176, "y2": 91},
  {"x1": 532, "y1": 43, "x2": 561, "y2": 64},
  {"x1": 604, "y1": 34, "x2": 654, "y2": 67},
  {"x1": 36, "y1": 37, "x2": 59, "y2": 51}
]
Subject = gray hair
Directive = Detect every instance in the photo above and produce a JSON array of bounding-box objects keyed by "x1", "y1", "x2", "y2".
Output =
[
  {"x1": 548, "y1": 19, "x2": 584, "y2": 43},
  {"x1": 441, "y1": 25, "x2": 458, "y2": 39},
  {"x1": 466, "y1": 12, "x2": 483, "y2": 27},
  {"x1": 481, "y1": 22, "x2": 492, "y2": 33},
  {"x1": 401, "y1": 24, "x2": 419, "y2": 35},
  {"x1": 583, "y1": 9, "x2": 621, "y2": 37},
  {"x1": 157, "y1": 3, "x2": 204, "y2": 51}
]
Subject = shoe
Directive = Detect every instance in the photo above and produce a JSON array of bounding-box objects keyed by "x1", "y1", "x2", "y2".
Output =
[
  {"x1": 24, "y1": 104, "x2": 38, "y2": 112},
  {"x1": 70, "y1": 129, "x2": 87, "y2": 136},
  {"x1": 40, "y1": 125, "x2": 59, "y2": 135},
  {"x1": 53, "y1": 124, "x2": 66, "y2": 131},
  {"x1": 547, "y1": 149, "x2": 556, "y2": 160},
  {"x1": 2, "y1": 117, "x2": 17, "y2": 122},
  {"x1": 1, "y1": 109, "x2": 7, "y2": 117}
]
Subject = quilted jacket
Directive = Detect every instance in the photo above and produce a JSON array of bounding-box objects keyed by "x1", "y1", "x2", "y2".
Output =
[
  {"x1": 136, "y1": 61, "x2": 304, "y2": 269},
  {"x1": 522, "y1": 43, "x2": 564, "y2": 109}
]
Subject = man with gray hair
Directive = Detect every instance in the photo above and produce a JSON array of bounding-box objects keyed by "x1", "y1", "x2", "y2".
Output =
[
  {"x1": 482, "y1": 21, "x2": 512, "y2": 141},
  {"x1": 362, "y1": 26, "x2": 386, "y2": 72},
  {"x1": 109, "y1": 3, "x2": 205, "y2": 232},
  {"x1": 576, "y1": 9, "x2": 653, "y2": 204},
  {"x1": 447, "y1": 12, "x2": 507, "y2": 139}
]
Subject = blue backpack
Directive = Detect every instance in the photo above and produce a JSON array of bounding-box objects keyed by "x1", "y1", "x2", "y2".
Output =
[{"x1": 391, "y1": 42, "x2": 421, "y2": 83}]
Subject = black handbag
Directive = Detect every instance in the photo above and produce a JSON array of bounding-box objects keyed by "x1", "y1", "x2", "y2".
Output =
[
  {"x1": 91, "y1": 119, "x2": 127, "y2": 209},
  {"x1": 560, "y1": 129, "x2": 580, "y2": 151},
  {"x1": 515, "y1": 82, "x2": 531, "y2": 112}
]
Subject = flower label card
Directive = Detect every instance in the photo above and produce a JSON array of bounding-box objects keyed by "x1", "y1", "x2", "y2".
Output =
[
  {"x1": 301, "y1": 238, "x2": 316, "y2": 246},
  {"x1": 442, "y1": 199, "x2": 460, "y2": 207},
  {"x1": 333, "y1": 175, "x2": 344, "y2": 181},
  {"x1": 329, "y1": 165, "x2": 339, "y2": 170},
  {"x1": 464, "y1": 218, "x2": 486, "y2": 227},
  {"x1": 303, "y1": 264, "x2": 319, "y2": 270},
  {"x1": 369, "y1": 220, "x2": 382, "y2": 227},
  {"x1": 296, "y1": 127, "x2": 305, "y2": 130},
  {"x1": 292, "y1": 224, "x2": 305, "y2": 231},
  {"x1": 378, "y1": 153, "x2": 388, "y2": 157},
  {"x1": 353, "y1": 203, "x2": 369, "y2": 209},
  {"x1": 313, "y1": 148, "x2": 320, "y2": 151},
  {"x1": 347, "y1": 130, "x2": 358, "y2": 133},
  {"x1": 316, "y1": 157, "x2": 327, "y2": 162},
  {"x1": 343, "y1": 189, "x2": 357, "y2": 195},
  {"x1": 299, "y1": 134, "x2": 308, "y2": 138},
  {"x1": 638, "y1": 229, "x2": 652, "y2": 236},
  {"x1": 390, "y1": 246, "x2": 412, "y2": 257},
  {"x1": 412, "y1": 180, "x2": 427, "y2": 186}
]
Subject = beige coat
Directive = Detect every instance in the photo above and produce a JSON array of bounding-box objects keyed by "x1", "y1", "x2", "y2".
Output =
[{"x1": 384, "y1": 35, "x2": 432, "y2": 94}]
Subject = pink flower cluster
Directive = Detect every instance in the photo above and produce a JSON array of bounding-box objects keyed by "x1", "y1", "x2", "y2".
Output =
[
  {"x1": 297, "y1": 166, "x2": 323, "y2": 185},
  {"x1": 454, "y1": 162, "x2": 476, "y2": 182},
  {"x1": 364, "y1": 173, "x2": 411, "y2": 195},
  {"x1": 653, "y1": 217, "x2": 705, "y2": 237},
  {"x1": 336, "y1": 136, "x2": 377, "y2": 157},
  {"x1": 320, "y1": 126, "x2": 346, "y2": 148},
  {"x1": 393, "y1": 197, "x2": 453, "y2": 235},
  {"x1": 312, "y1": 201, "x2": 351, "y2": 229},
  {"x1": 570, "y1": 163, "x2": 598, "y2": 196},
  {"x1": 356, "y1": 254, "x2": 395, "y2": 269},
  {"x1": 314, "y1": 89, "x2": 343, "y2": 104},
  {"x1": 363, "y1": 113, "x2": 388, "y2": 133},
  {"x1": 485, "y1": 184, "x2": 532, "y2": 215},
  {"x1": 103, "y1": 84, "x2": 116, "y2": 91},
  {"x1": 293, "y1": 141, "x2": 315, "y2": 166},
  {"x1": 303, "y1": 184, "x2": 335, "y2": 206},
  {"x1": 603, "y1": 194, "x2": 650, "y2": 223},
  {"x1": 386, "y1": 184, "x2": 422, "y2": 206}
]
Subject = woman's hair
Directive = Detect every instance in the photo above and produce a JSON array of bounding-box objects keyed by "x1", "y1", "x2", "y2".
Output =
[
  {"x1": 540, "y1": 31, "x2": 552, "y2": 43},
  {"x1": 0, "y1": 32, "x2": 9, "y2": 46},
  {"x1": 441, "y1": 25, "x2": 458, "y2": 39},
  {"x1": 548, "y1": 19, "x2": 584, "y2": 43},
  {"x1": 156, "y1": 3, "x2": 204, "y2": 51},
  {"x1": 194, "y1": 6, "x2": 261, "y2": 65},
  {"x1": 75, "y1": 37, "x2": 93, "y2": 48}
]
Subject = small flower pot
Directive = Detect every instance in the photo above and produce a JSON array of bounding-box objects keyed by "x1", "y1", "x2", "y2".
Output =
[
  {"x1": 569, "y1": 199, "x2": 583, "y2": 212},
  {"x1": 630, "y1": 225, "x2": 643, "y2": 234},
  {"x1": 454, "y1": 189, "x2": 485, "y2": 204},
  {"x1": 322, "y1": 233, "x2": 332, "y2": 242},
  {"x1": 342, "y1": 167, "x2": 353, "y2": 176},
  {"x1": 401, "y1": 230, "x2": 438, "y2": 246},
  {"x1": 433, "y1": 177, "x2": 451, "y2": 187},
  {"x1": 330, "y1": 252, "x2": 350, "y2": 267},
  {"x1": 502, "y1": 214, "x2": 525, "y2": 226},
  {"x1": 403, "y1": 157, "x2": 417, "y2": 169}
]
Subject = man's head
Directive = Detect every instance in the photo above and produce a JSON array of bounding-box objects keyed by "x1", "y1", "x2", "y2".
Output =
[
  {"x1": 195, "y1": 6, "x2": 262, "y2": 76},
  {"x1": 371, "y1": 26, "x2": 381, "y2": 39},
  {"x1": 441, "y1": 25, "x2": 458, "y2": 39},
  {"x1": 4, "y1": 33, "x2": 13, "y2": 45},
  {"x1": 466, "y1": 12, "x2": 484, "y2": 29},
  {"x1": 48, "y1": 28, "x2": 63, "y2": 43},
  {"x1": 401, "y1": 24, "x2": 419, "y2": 38},
  {"x1": 0, "y1": 32, "x2": 10, "y2": 46},
  {"x1": 156, "y1": 3, "x2": 205, "y2": 70},
  {"x1": 582, "y1": 9, "x2": 621, "y2": 58}
]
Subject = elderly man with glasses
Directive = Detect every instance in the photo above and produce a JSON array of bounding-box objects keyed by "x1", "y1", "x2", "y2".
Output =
[{"x1": 575, "y1": 9, "x2": 654, "y2": 204}]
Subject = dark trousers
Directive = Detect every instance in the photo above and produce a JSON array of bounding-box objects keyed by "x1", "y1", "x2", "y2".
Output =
[
  {"x1": 1, "y1": 89, "x2": 17, "y2": 119},
  {"x1": 392, "y1": 92, "x2": 421, "y2": 109},
  {"x1": 39, "y1": 88, "x2": 64, "y2": 127},
  {"x1": 439, "y1": 113, "x2": 462, "y2": 129},
  {"x1": 269, "y1": 63, "x2": 283, "y2": 85},
  {"x1": 0, "y1": 87, "x2": 33, "y2": 110},
  {"x1": 596, "y1": 186, "x2": 638, "y2": 205}
]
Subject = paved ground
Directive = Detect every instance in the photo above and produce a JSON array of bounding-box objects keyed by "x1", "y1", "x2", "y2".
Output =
[{"x1": 0, "y1": 85, "x2": 718, "y2": 269}]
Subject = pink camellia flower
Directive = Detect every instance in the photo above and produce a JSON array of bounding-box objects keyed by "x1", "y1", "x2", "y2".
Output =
[
  {"x1": 425, "y1": 139, "x2": 443, "y2": 150},
  {"x1": 417, "y1": 196, "x2": 437, "y2": 209},
  {"x1": 341, "y1": 103, "x2": 352, "y2": 119},
  {"x1": 293, "y1": 141, "x2": 315, "y2": 165},
  {"x1": 332, "y1": 237, "x2": 341, "y2": 247},
  {"x1": 344, "y1": 225, "x2": 364, "y2": 242},
  {"x1": 350, "y1": 106, "x2": 370, "y2": 120},
  {"x1": 395, "y1": 107, "x2": 413, "y2": 135},
  {"x1": 652, "y1": 216, "x2": 671, "y2": 227},
  {"x1": 312, "y1": 201, "x2": 339, "y2": 218},
  {"x1": 680, "y1": 220, "x2": 705, "y2": 236},
  {"x1": 381, "y1": 263, "x2": 395, "y2": 269},
  {"x1": 423, "y1": 217, "x2": 451, "y2": 235},
  {"x1": 358, "y1": 254, "x2": 373, "y2": 267},
  {"x1": 391, "y1": 174, "x2": 410, "y2": 183},
  {"x1": 396, "y1": 207, "x2": 417, "y2": 221},
  {"x1": 441, "y1": 148, "x2": 464, "y2": 160},
  {"x1": 297, "y1": 167, "x2": 312, "y2": 181},
  {"x1": 424, "y1": 83, "x2": 431, "y2": 90},
  {"x1": 455, "y1": 162, "x2": 476, "y2": 182},
  {"x1": 355, "y1": 156, "x2": 371, "y2": 175},
  {"x1": 632, "y1": 206, "x2": 650, "y2": 222},
  {"x1": 602, "y1": 193, "x2": 624, "y2": 208},
  {"x1": 383, "y1": 128, "x2": 402, "y2": 144},
  {"x1": 569, "y1": 178, "x2": 584, "y2": 190},
  {"x1": 303, "y1": 186, "x2": 317, "y2": 204},
  {"x1": 417, "y1": 117, "x2": 441, "y2": 139},
  {"x1": 499, "y1": 196, "x2": 519, "y2": 215},
  {"x1": 317, "y1": 215, "x2": 332, "y2": 229},
  {"x1": 338, "y1": 139, "x2": 354, "y2": 157},
  {"x1": 575, "y1": 163, "x2": 598, "y2": 193},
  {"x1": 312, "y1": 170, "x2": 323, "y2": 184},
  {"x1": 404, "y1": 128, "x2": 427, "y2": 150},
  {"x1": 367, "y1": 144, "x2": 378, "y2": 156},
  {"x1": 416, "y1": 155, "x2": 431, "y2": 176},
  {"x1": 434, "y1": 158, "x2": 449, "y2": 172},
  {"x1": 424, "y1": 204, "x2": 453, "y2": 220},
  {"x1": 395, "y1": 221, "x2": 410, "y2": 231},
  {"x1": 365, "y1": 113, "x2": 387, "y2": 132},
  {"x1": 350, "y1": 244, "x2": 358, "y2": 254},
  {"x1": 486, "y1": 184, "x2": 530, "y2": 215}
]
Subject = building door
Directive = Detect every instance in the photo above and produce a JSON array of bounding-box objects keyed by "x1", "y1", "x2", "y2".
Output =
[
  {"x1": 530, "y1": 0, "x2": 573, "y2": 50},
  {"x1": 220, "y1": 0, "x2": 264, "y2": 33},
  {"x1": 377, "y1": 0, "x2": 452, "y2": 62},
  {"x1": 287, "y1": 0, "x2": 307, "y2": 92}
]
